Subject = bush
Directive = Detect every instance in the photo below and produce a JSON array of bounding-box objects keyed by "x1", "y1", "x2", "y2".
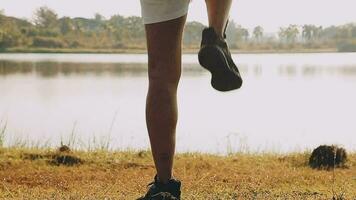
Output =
[
  {"x1": 32, "y1": 37, "x2": 66, "y2": 48},
  {"x1": 26, "y1": 28, "x2": 40, "y2": 37},
  {"x1": 0, "y1": 30, "x2": 21, "y2": 48},
  {"x1": 68, "y1": 41, "x2": 81, "y2": 48},
  {"x1": 309, "y1": 145, "x2": 347, "y2": 170},
  {"x1": 337, "y1": 41, "x2": 356, "y2": 52},
  {"x1": 112, "y1": 42, "x2": 126, "y2": 49}
]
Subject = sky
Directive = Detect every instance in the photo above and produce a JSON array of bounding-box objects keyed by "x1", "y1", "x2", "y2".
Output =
[{"x1": 1, "y1": 0, "x2": 356, "y2": 32}]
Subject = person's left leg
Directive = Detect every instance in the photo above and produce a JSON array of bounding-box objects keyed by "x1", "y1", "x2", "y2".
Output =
[
  {"x1": 145, "y1": 15, "x2": 187, "y2": 184},
  {"x1": 137, "y1": 15, "x2": 186, "y2": 200},
  {"x1": 139, "y1": 1, "x2": 190, "y2": 198}
]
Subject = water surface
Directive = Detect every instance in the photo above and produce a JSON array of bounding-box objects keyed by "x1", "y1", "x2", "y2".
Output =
[{"x1": 1, "y1": 53, "x2": 356, "y2": 153}]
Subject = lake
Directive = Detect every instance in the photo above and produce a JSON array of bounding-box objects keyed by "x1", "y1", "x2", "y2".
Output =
[{"x1": 0, "y1": 53, "x2": 356, "y2": 153}]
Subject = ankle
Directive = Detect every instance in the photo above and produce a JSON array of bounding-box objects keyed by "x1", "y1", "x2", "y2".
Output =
[
  {"x1": 209, "y1": 27, "x2": 223, "y2": 38},
  {"x1": 156, "y1": 174, "x2": 173, "y2": 184}
]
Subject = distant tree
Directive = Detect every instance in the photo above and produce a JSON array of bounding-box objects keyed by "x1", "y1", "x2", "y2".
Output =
[
  {"x1": 0, "y1": 18, "x2": 22, "y2": 48},
  {"x1": 302, "y1": 25, "x2": 322, "y2": 42},
  {"x1": 108, "y1": 15, "x2": 125, "y2": 43},
  {"x1": 108, "y1": 15, "x2": 125, "y2": 29},
  {"x1": 94, "y1": 13, "x2": 105, "y2": 22},
  {"x1": 302, "y1": 25, "x2": 313, "y2": 41},
  {"x1": 336, "y1": 23, "x2": 356, "y2": 39},
  {"x1": 278, "y1": 27, "x2": 286, "y2": 42},
  {"x1": 110, "y1": 15, "x2": 124, "y2": 24},
  {"x1": 286, "y1": 25, "x2": 299, "y2": 43},
  {"x1": 253, "y1": 26, "x2": 263, "y2": 41},
  {"x1": 236, "y1": 25, "x2": 249, "y2": 42},
  {"x1": 94, "y1": 13, "x2": 107, "y2": 33},
  {"x1": 313, "y1": 26, "x2": 323, "y2": 40},
  {"x1": 320, "y1": 26, "x2": 338, "y2": 40},
  {"x1": 183, "y1": 21, "x2": 205, "y2": 47},
  {"x1": 352, "y1": 24, "x2": 356, "y2": 38},
  {"x1": 0, "y1": 12, "x2": 4, "y2": 23},
  {"x1": 72, "y1": 17, "x2": 101, "y2": 32},
  {"x1": 225, "y1": 20, "x2": 238, "y2": 47},
  {"x1": 279, "y1": 25, "x2": 299, "y2": 43},
  {"x1": 59, "y1": 17, "x2": 74, "y2": 35},
  {"x1": 34, "y1": 7, "x2": 58, "y2": 29},
  {"x1": 1, "y1": 7, "x2": 355, "y2": 51},
  {"x1": 71, "y1": 20, "x2": 82, "y2": 33},
  {"x1": 32, "y1": 36, "x2": 65, "y2": 48},
  {"x1": 124, "y1": 16, "x2": 145, "y2": 41}
]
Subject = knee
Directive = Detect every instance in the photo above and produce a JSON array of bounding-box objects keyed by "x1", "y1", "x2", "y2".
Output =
[{"x1": 148, "y1": 63, "x2": 181, "y2": 90}]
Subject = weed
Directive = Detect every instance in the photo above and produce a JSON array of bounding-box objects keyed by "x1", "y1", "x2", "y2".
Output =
[{"x1": 0, "y1": 119, "x2": 6, "y2": 147}]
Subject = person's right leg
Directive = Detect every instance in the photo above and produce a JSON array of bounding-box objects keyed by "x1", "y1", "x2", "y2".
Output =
[
  {"x1": 199, "y1": 0, "x2": 243, "y2": 91},
  {"x1": 205, "y1": 0, "x2": 232, "y2": 38}
]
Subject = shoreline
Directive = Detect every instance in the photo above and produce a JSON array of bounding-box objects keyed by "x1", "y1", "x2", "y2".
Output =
[{"x1": 0, "y1": 48, "x2": 343, "y2": 54}]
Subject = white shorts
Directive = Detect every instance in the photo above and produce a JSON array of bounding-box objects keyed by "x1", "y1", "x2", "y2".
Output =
[{"x1": 140, "y1": 0, "x2": 190, "y2": 24}]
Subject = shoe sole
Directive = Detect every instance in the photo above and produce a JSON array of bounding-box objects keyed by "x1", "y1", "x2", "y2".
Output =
[{"x1": 198, "y1": 45, "x2": 242, "y2": 91}]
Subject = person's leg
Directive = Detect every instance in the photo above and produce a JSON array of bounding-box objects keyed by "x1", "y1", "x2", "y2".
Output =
[
  {"x1": 199, "y1": 0, "x2": 242, "y2": 91},
  {"x1": 145, "y1": 15, "x2": 187, "y2": 184},
  {"x1": 205, "y1": 0, "x2": 232, "y2": 38}
]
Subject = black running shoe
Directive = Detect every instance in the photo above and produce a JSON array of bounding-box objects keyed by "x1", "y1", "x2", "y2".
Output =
[
  {"x1": 198, "y1": 27, "x2": 243, "y2": 91},
  {"x1": 137, "y1": 175, "x2": 181, "y2": 200}
]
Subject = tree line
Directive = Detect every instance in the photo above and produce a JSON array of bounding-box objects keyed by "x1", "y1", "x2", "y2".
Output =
[{"x1": 0, "y1": 7, "x2": 355, "y2": 52}]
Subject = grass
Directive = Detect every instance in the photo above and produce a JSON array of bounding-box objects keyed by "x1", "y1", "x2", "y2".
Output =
[
  {"x1": 0, "y1": 147, "x2": 355, "y2": 199},
  {"x1": 0, "y1": 121, "x2": 6, "y2": 147},
  {"x1": 0, "y1": 122, "x2": 354, "y2": 199}
]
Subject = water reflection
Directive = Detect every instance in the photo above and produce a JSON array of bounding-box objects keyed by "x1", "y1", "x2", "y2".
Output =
[
  {"x1": 1, "y1": 53, "x2": 356, "y2": 153},
  {"x1": 278, "y1": 64, "x2": 356, "y2": 77},
  {"x1": 0, "y1": 61, "x2": 147, "y2": 77},
  {"x1": 0, "y1": 61, "x2": 211, "y2": 77},
  {"x1": 1, "y1": 60, "x2": 356, "y2": 78}
]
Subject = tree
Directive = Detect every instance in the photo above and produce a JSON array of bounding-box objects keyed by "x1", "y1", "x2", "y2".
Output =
[
  {"x1": 95, "y1": 13, "x2": 105, "y2": 22},
  {"x1": 108, "y1": 15, "x2": 125, "y2": 43},
  {"x1": 253, "y1": 26, "x2": 263, "y2": 41},
  {"x1": 124, "y1": 16, "x2": 145, "y2": 41},
  {"x1": 34, "y1": 7, "x2": 58, "y2": 29},
  {"x1": 286, "y1": 25, "x2": 299, "y2": 43},
  {"x1": 313, "y1": 26, "x2": 323, "y2": 41},
  {"x1": 0, "y1": 18, "x2": 22, "y2": 48},
  {"x1": 236, "y1": 25, "x2": 249, "y2": 42},
  {"x1": 1, "y1": 7, "x2": 355, "y2": 51},
  {"x1": 352, "y1": 24, "x2": 356, "y2": 38},
  {"x1": 278, "y1": 27, "x2": 286, "y2": 42},
  {"x1": 279, "y1": 25, "x2": 299, "y2": 43},
  {"x1": 183, "y1": 21, "x2": 205, "y2": 47},
  {"x1": 59, "y1": 17, "x2": 74, "y2": 35},
  {"x1": 320, "y1": 26, "x2": 338, "y2": 40},
  {"x1": 225, "y1": 20, "x2": 238, "y2": 47},
  {"x1": 336, "y1": 24, "x2": 356, "y2": 39},
  {"x1": 302, "y1": 25, "x2": 322, "y2": 42},
  {"x1": 108, "y1": 15, "x2": 125, "y2": 31},
  {"x1": 302, "y1": 25, "x2": 313, "y2": 41}
]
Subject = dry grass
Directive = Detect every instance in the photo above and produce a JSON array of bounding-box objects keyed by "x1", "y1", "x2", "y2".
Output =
[{"x1": 0, "y1": 147, "x2": 355, "y2": 200}]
